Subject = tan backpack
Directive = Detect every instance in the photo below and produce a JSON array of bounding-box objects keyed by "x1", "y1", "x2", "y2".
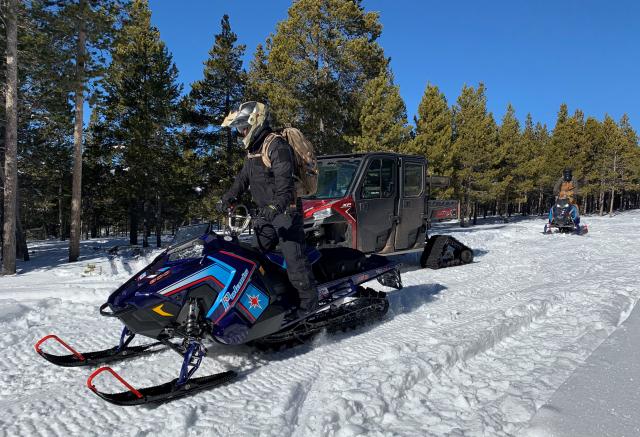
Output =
[
  {"x1": 253, "y1": 128, "x2": 318, "y2": 197},
  {"x1": 559, "y1": 180, "x2": 576, "y2": 203}
]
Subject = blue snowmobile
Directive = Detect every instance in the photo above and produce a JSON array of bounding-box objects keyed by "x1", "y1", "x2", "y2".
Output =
[
  {"x1": 34, "y1": 207, "x2": 402, "y2": 405},
  {"x1": 543, "y1": 198, "x2": 588, "y2": 235}
]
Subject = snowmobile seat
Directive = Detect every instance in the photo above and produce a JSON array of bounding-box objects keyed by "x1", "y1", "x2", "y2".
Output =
[
  {"x1": 264, "y1": 246, "x2": 322, "y2": 270},
  {"x1": 312, "y1": 247, "x2": 368, "y2": 282}
]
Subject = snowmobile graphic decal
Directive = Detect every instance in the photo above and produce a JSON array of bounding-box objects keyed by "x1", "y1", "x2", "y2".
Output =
[
  {"x1": 159, "y1": 260, "x2": 230, "y2": 297},
  {"x1": 152, "y1": 304, "x2": 174, "y2": 317},
  {"x1": 237, "y1": 284, "x2": 268, "y2": 322},
  {"x1": 206, "y1": 251, "x2": 257, "y2": 323}
]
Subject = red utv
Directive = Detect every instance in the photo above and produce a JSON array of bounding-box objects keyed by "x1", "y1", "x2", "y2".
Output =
[{"x1": 301, "y1": 152, "x2": 473, "y2": 269}]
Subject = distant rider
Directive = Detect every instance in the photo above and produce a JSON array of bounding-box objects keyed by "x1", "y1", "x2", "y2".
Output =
[
  {"x1": 549, "y1": 168, "x2": 580, "y2": 231},
  {"x1": 216, "y1": 102, "x2": 317, "y2": 315}
]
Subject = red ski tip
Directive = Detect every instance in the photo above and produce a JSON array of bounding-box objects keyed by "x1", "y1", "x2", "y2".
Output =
[
  {"x1": 87, "y1": 367, "x2": 143, "y2": 399},
  {"x1": 34, "y1": 334, "x2": 85, "y2": 361}
]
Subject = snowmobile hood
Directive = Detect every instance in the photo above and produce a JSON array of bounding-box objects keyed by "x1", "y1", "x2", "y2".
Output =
[{"x1": 104, "y1": 236, "x2": 216, "y2": 314}]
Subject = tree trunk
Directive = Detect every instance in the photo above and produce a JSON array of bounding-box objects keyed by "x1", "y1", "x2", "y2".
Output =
[
  {"x1": 69, "y1": 1, "x2": 86, "y2": 262},
  {"x1": 90, "y1": 214, "x2": 98, "y2": 238},
  {"x1": 142, "y1": 200, "x2": 149, "y2": 248},
  {"x1": 538, "y1": 191, "x2": 543, "y2": 216},
  {"x1": 155, "y1": 195, "x2": 161, "y2": 248},
  {"x1": 129, "y1": 199, "x2": 138, "y2": 245},
  {"x1": 599, "y1": 189, "x2": 605, "y2": 216},
  {"x1": 2, "y1": 0, "x2": 18, "y2": 275},
  {"x1": 58, "y1": 182, "x2": 65, "y2": 240},
  {"x1": 15, "y1": 189, "x2": 28, "y2": 262},
  {"x1": 609, "y1": 187, "x2": 615, "y2": 216},
  {"x1": 460, "y1": 186, "x2": 468, "y2": 227}
]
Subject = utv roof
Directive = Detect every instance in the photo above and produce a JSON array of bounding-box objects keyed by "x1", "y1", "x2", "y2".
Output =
[{"x1": 318, "y1": 152, "x2": 426, "y2": 160}]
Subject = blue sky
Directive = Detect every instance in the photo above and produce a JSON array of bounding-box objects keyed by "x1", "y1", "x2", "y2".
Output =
[{"x1": 148, "y1": 0, "x2": 639, "y2": 130}]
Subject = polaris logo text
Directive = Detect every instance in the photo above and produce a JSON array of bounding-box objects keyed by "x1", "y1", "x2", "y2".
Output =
[{"x1": 222, "y1": 269, "x2": 249, "y2": 309}]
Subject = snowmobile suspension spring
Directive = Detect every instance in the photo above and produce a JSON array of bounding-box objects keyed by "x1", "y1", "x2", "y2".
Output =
[{"x1": 185, "y1": 299, "x2": 200, "y2": 339}]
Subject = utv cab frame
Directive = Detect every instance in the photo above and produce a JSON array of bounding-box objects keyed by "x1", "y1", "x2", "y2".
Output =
[{"x1": 301, "y1": 152, "x2": 473, "y2": 269}]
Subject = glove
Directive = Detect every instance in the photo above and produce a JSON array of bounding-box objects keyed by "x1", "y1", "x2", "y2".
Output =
[
  {"x1": 261, "y1": 204, "x2": 280, "y2": 222},
  {"x1": 216, "y1": 196, "x2": 236, "y2": 214}
]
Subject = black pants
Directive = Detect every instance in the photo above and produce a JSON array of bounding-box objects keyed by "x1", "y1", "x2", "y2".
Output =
[{"x1": 253, "y1": 210, "x2": 316, "y2": 307}]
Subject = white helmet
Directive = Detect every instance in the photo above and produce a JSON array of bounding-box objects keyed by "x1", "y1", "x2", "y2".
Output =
[{"x1": 221, "y1": 101, "x2": 269, "y2": 149}]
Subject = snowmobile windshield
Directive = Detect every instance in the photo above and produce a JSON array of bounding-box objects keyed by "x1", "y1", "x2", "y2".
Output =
[
  {"x1": 307, "y1": 159, "x2": 361, "y2": 200},
  {"x1": 167, "y1": 238, "x2": 205, "y2": 261},
  {"x1": 172, "y1": 223, "x2": 210, "y2": 246}
]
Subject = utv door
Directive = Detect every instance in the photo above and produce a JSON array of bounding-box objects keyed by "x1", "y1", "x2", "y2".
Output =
[
  {"x1": 355, "y1": 157, "x2": 397, "y2": 253},
  {"x1": 394, "y1": 159, "x2": 427, "y2": 250}
]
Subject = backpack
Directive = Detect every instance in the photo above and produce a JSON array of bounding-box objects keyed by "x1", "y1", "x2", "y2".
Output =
[
  {"x1": 257, "y1": 128, "x2": 318, "y2": 197},
  {"x1": 559, "y1": 180, "x2": 575, "y2": 203}
]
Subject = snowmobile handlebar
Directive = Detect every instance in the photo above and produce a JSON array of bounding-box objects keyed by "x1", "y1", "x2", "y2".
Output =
[{"x1": 224, "y1": 204, "x2": 253, "y2": 237}]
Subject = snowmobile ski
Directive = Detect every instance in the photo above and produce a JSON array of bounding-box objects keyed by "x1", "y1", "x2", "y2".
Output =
[
  {"x1": 87, "y1": 366, "x2": 237, "y2": 406},
  {"x1": 35, "y1": 332, "x2": 164, "y2": 367},
  {"x1": 543, "y1": 223, "x2": 589, "y2": 235}
]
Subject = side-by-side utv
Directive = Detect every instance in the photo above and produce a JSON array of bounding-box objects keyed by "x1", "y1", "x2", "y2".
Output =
[{"x1": 301, "y1": 152, "x2": 473, "y2": 269}]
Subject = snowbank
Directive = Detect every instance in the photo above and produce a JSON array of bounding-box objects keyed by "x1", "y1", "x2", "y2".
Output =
[{"x1": 524, "y1": 301, "x2": 640, "y2": 437}]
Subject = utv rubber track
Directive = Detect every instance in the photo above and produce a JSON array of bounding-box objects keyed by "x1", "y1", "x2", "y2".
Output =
[{"x1": 421, "y1": 235, "x2": 474, "y2": 269}]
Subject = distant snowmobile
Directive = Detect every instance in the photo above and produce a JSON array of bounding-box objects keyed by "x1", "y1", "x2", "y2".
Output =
[
  {"x1": 544, "y1": 198, "x2": 588, "y2": 235},
  {"x1": 34, "y1": 208, "x2": 402, "y2": 406}
]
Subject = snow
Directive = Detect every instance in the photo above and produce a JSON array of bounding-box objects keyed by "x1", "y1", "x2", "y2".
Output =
[
  {"x1": 524, "y1": 300, "x2": 640, "y2": 437},
  {"x1": 1, "y1": 211, "x2": 640, "y2": 436}
]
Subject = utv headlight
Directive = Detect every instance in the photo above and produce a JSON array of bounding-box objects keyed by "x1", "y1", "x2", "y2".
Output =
[{"x1": 313, "y1": 208, "x2": 333, "y2": 221}]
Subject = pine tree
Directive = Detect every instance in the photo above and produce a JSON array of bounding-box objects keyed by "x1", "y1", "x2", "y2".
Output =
[
  {"x1": 581, "y1": 116, "x2": 604, "y2": 213},
  {"x1": 245, "y1": 42, "x2": 269, "y2": 102},
  {"x1": 95, "y1": 0, "x2": 181, "y2": 246},
  {"x1": 352, "y1": 68, "x2": 410, "y2": 152},
  {"x1": 402, "y1": 84, "x2": 452, "y2": 178},
  {"x1": 247, "y1": 0, "x2": 387, "y2": 154},
  {"x1": 619, "y1": 116, "x2": 640, "y2": 209},
  {"x1": 10, "y1": 1, "x2": 75, "y2": 249},
  {"x1": 68, "y1": 0, "x2": 121, "y2": 259},
  {"x1": 2, "y1": 0, "x2": 19, "y2": 274},
  {"x1": 184, "y1": 14, "x2": 246, "y2": 198},
  {"x1": 451, "y1": 83, "x2": 497, "y2": 225},
  {"x1": 514, "y1": 114, "x2": 538, "y2": 214},
  {"x1": 548, "y1": 104, "x2": 584, "y2": 178},
  {"x1": 619, "y1": 114, "x2": 640, "y2": 208},
  {"x1": 495, "y1": 104, "x2": 521, "y2": 215}
]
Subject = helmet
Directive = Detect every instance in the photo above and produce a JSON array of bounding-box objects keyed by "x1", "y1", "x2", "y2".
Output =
[
  {"x1": 562, "y1": 168, "x2": 572, "y2": 182},
  {"x1": 221, "y1": 101, "x2": 269, "y2": 149}
]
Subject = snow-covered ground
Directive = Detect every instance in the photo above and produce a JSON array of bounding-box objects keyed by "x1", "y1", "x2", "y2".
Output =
[
  {"x1": 1, "y1": 212, "x2": 639, "y2": 436},
  {"x1": 524, "y1": 300, "x2": 640, "y2": 437}
]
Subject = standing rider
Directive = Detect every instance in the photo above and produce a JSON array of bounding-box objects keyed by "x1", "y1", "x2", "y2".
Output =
[
  {"x1": 549, "y1": 167, "x2": 580, "y2": 231},
  {"x1": 217, "y1": 101, "x2": 318, "y2": 314}
]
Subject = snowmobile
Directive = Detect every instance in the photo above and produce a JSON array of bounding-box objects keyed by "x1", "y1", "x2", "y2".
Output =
[
  {"x1": 543, "y1": 198, "x2": 588, "y2": 235},
  {"x1": 34, "y1": 207, "x2": 402, "y2": 406}
]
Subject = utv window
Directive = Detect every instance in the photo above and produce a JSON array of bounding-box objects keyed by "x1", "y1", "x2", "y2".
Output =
[
  {"x1": 403, "y1": 162, "x2": 424, "y2": 197},
  {"x1": 311, "y1": 159, "x2": 360, "y2": 200},
  {"x1": 362, "y1": 158, "x2": 395, "y2": 199}
]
